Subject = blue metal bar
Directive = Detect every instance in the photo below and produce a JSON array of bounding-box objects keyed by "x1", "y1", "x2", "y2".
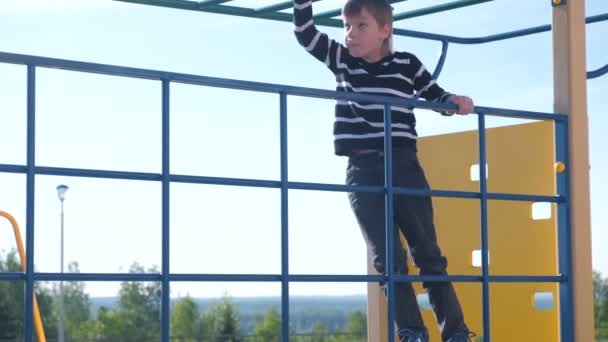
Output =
[
  {"x1": 392, "y1": 0, "x2": 493, "y2": 22},
  {"x1": 36, "y1": 166, "x2": 161, "y2": 181},
  {"x1": 160, "y1": 79, "x2": 170, "y2": 342},
  {"x1": 171, "y1": 274, "x2": 281, "y2": 282},
  {"x1": 255, "y1": 0, "x2": 322, "y2": 14},
  {"x1": 478, "y1": 111, "x2": 490, "y2": 342},
  {"x1": 0, "y1": 164, "x2": 26, "y2": 173},
  {"x1": 313, "y1": 0, "x2": 408, "y2": 19},
  {"x1": 432, "y1": 41, "x2": 450, "y2": 79},
  {"x1": 1, "y1": 163, "x2": 564, "y2": 202},
  {"x1": 0, "y1": 52, "x2": 568, "y2": 120},
  {"x1": 7, "y1": 272, "x2": 564, "y2": 282},
  {"x1": 588, "y1": 63, "x2": 608, "y2": 79},
  {"x1": 483, "y1": 192, "x2": 563, "y2": 203},
  {"x1": 279, "y1": 92, "x2": 289, "y2": 342},
  {"x1": 383, "y1": 104, "x2": 396, "y2": 341},
  {"x1": 33, "y1": 273, "x2": 163, "y2": 281},
  {"x1": 24, "y1": 64, "x2": 36, "y2": 342},
  {"x1": 555, "y1": 120, "x2": 574, "y2": 341},
  {"x1": 0, "y1": 272, "x2": 25, "y2": 280},
  {"x1": 254, "y1": 0, "x2": 296, "y2": 13},
  {"x1": 198, "y1": 0, "x2": 231, "y2": 7},
  {"x1": 172, "y1": 174, "x2": 280, "y2": 188}
]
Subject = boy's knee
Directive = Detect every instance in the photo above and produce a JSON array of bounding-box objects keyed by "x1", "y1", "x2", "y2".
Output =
[
  {"x1": 417, "y1": 256, "x2": 448, "y2": 275},
  {"x1": 373, "y1": 253, "x2": 408, "y2": 275}
]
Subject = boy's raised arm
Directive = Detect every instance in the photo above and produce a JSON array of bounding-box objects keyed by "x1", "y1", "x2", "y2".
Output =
[{"x1": 293, "y1": 0, "x2": 341, "y2": 72}]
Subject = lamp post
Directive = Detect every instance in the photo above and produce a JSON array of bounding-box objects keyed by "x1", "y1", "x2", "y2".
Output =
[{"x1": 56, "y1": 184, "x2": 68, "y2": 342}]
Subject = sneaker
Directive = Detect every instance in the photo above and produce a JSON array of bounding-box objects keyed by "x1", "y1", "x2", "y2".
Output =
[
  {"x1": 446, "y1": 331, "x2": 477, "y2": 342},
  {"x1": 398, "y1": 328, "x2": 429, "y2": 342}
]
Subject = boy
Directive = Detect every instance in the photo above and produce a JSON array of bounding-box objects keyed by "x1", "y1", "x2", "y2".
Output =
[{"x1": 293, "y1": 0, "x2": 475, "y2": 341}]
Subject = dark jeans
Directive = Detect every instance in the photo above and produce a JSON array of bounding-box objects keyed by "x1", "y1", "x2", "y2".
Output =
[{"x1": 346, "y1": 149, "x2": 468, "y2": 341}]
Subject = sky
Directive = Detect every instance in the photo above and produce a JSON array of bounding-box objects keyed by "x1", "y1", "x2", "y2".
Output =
[{"x1": 0, "y1": 0, "x2": 607, "y2": 299}]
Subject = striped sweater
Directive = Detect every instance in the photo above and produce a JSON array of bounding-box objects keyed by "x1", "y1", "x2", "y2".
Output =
[{"x1": 293, "y1": 0, "x2": 453, "y2": 156}]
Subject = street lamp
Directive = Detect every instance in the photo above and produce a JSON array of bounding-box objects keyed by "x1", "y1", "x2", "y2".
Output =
[{"x1": 56, "y1": 184, "x2": 68, "y2": 342}]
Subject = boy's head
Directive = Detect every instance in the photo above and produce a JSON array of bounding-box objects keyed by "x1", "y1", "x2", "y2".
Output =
[{"x1": 342, "y1": 0, "x2": 393, "y2": 61}]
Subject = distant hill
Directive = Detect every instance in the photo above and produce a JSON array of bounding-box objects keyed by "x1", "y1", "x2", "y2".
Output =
[{"x1": 90, "y1": 295, "x2": 367, "y2": 334}]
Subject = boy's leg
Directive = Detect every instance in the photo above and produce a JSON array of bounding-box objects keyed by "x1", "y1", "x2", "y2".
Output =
[
  {"x1": 346, "y1": 154, "x2": 426, "y2": 334},
  {"x1": 394, "y1": 156, "x2": 469, "y2": 341}
]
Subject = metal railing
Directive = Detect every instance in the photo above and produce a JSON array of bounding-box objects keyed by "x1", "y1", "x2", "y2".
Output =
[{"x1": 0, "y1": 50, "x2": 571, "y2": 342}]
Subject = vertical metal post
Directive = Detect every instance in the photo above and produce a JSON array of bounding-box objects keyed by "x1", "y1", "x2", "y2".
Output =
[
  {"x1": 24, "y1": 64, "x2": 36, "y2": 342},
  {"x1": 555, "y1": 119, "x2": 574, "y2": 341},
  {"x1": 279, "y1": 92, "x2": 290, "y2": 342},
  {"x1": 383, "y1": 104, "x2": 396, "y2": 341},
  {"x1": 161, "y1": 79, "x2": 171, "y2": 342},
  {"x1": 477, "y1": 111, "x2": 490, "y2": 342}
]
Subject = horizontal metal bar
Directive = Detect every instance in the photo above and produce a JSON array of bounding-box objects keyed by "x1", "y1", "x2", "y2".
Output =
[
  {"x1": 254, "y1": 0, "x2": 294, "y2": 13},
  {"x1": 394, "y1": 275, "x2": 565, "y2": 283},
  {"x1": 0, "y1": 51, "x2": 566, "y2": 120},
  {"x1": 0, "y1": 164, "x2": 27, "y2": 174},
  {"x1": 198, "y1": 0, "x2": 231, "y2": 7},
  {"x1": 487, "y1": 275, "x2": 566, "y2": 283},
  {"x1": 1, "y1": 163, "x2": 564, "y2": 203},
  {"x1": 393, "y1": 0, "x2": 493, "y2": 22},
  {"x1": 290, "y1": 181, "x2": 563, "y2": 202},
  {"x1": 36, "y1": 166, "x2": 161, "y2": 181},
  {"x1": 171, "y1": 174, "x2": 280, "y2": 188},
  {"x1": 314, "y1": 0, "x2": 408, "y2": 19},
  {"x1": 255, "y1": 0, "x2": 322, "y2": 14},
  {"x1": 0, "y1": 272, "x2": 565, "y2": 283},
  {"x1": 486, "y1": 193, "x2": 564, "y2": 203},
  {"x1": 287, "y1": 274, "x2": 386, "y2": 282},
  {"x1": 288, "y1": 181, "x2": 384, "y2": 193},
  {"x1": 474, "y1": 105, "x2": 567, "y2": 121},
  {"x1": 34, "y1": 273, "x2": 162, "y2": 281},
  {"x1": 170, "y1": 274, "x2": 282, "y2": 282},
  {"x1": 588, "y1": 63, "x2": 608, "y2": 79},
  {"x1": 0, "y1": 272, "x2": 25, "y2": 281}
]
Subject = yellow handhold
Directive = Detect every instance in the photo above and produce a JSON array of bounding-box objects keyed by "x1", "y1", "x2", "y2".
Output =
[{"x1": 555, "y1": 161, "x2": 566, "y2": 173}]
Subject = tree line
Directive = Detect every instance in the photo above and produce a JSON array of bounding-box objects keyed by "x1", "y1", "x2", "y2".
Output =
[
  {"x1": 0, "y1": 250, "x2": 365, "y2": 341},
  {"x1": 1, "y1": 249, "x2": 608, "y2": 341}
]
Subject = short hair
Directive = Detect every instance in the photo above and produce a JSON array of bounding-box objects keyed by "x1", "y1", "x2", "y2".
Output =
[{"x1": 342, "y1": 0, "x2": 393, "y2": 27}]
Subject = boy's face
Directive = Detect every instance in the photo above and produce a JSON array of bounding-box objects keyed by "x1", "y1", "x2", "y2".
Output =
[{"x1": 343, "y1": 8, "x2": 391, "y2": 62}]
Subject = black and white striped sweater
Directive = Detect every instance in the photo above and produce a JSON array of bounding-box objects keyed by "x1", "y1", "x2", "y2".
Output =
[{"x1": 293, "y1": 0, "x2": 453, "y2": 156}]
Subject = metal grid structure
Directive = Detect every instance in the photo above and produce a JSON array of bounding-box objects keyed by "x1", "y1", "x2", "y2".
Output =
[
  {"x1": 0, "y1": 50, "x2": 571, "y2": 342},
  {"x1": 1, "y1": 0, "x2": 606, "y2": 341}
]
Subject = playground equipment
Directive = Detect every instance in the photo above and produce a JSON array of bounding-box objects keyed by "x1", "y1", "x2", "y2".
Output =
[{"x1": 0, "y1": 0, "x2": 605, "y2": 341}]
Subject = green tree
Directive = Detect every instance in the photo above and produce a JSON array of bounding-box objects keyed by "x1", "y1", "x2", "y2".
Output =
[
  {"x1": 595, "y1": 271, "x2": 608, "y2": 341},
  {"x1": 171, "y1": 295, "x2": 201, "y2": 342},
  {"x1": 97, "y1": 263, "x2": 161, "y2": 341},
  {"x1": 0, "y1": 249, "x2": 57, "y2": 341},
  {"x1": 98, "y1": 306, "x2": 132, "y2": 340},
  {"x1": 311, "y1": 322, "x2": 329, "y2": 342},
  {"x1": 254, "y1": 306, "x2": 281, "y2": 342},
  {"x1": 345, "y1": 310, "x2": 366, "y2": 338},
  {"x1": 0, "y1": 250, "x2": 23, "y2": 339},
  {"x1": 206, "y1": 294, "x2": 242, "y2": 342}
]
